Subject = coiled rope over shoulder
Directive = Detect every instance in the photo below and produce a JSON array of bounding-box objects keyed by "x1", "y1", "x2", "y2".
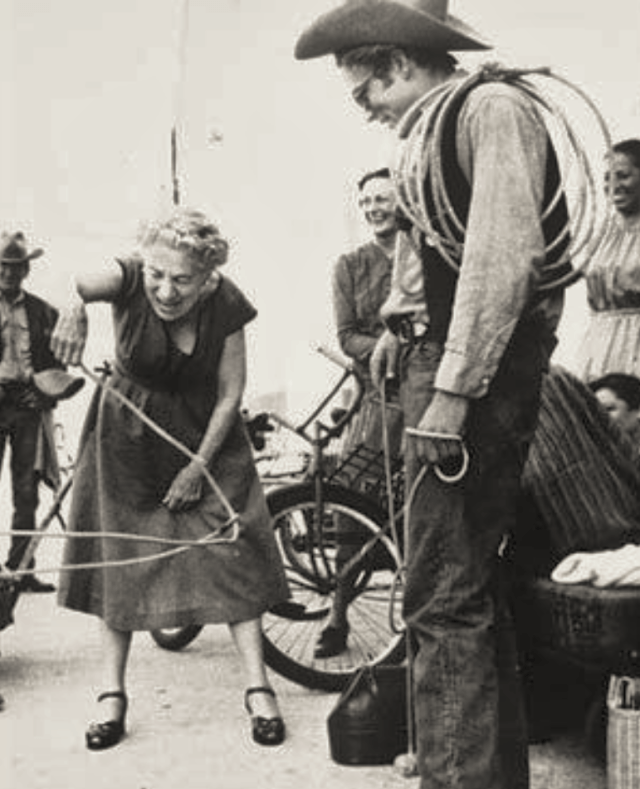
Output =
[{"x1": 391, "y1": 63, "x2": 614, "y2": 290}]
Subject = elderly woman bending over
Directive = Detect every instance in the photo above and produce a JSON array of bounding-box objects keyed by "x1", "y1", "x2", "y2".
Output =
[{"x1": 51, "y1": 207, "x2": 289, "y2": 750}]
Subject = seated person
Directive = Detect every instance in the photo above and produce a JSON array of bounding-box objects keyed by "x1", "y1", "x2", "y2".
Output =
[
  {"x1": 590, "y1": 372, "x2": 640, "y2": 458},
  {"x1": 508, "y1": 366, "x2": 640, "y2": 743},
  {"x1": 510, "y1": 366, "x2": 640, "y2": 577},
  {"x1": 546, "y1": 373, "x2": 640, "y2": 587}
]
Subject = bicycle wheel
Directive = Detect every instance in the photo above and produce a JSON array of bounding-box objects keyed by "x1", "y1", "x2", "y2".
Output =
[
  {"x1": 263, "y1": 482, "x2": 406, "y2": 691},
  {"x1": 150, "y1": 624, "x2": 204, "y2": 651}
]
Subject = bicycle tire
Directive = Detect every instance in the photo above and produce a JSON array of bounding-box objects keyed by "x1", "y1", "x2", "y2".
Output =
[
  {"x1": 150, "y1": 624, "x2": 204, "y2": 651},
  {"x1": 263, "y1": 482, "x2": 406, "y2": 691}
]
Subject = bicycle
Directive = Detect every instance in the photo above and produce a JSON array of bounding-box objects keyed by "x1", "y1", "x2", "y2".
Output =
[{"x1": 151, "y1": 347, "x2": 407, "y2": 691}]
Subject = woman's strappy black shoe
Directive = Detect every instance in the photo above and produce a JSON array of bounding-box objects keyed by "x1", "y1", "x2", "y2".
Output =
[
  {"x1": 244, "y1": 686, "x2": 285, "y2": 746},
  {"x1": 86, "y1": 691, "x2": 128, "y2": 750}
]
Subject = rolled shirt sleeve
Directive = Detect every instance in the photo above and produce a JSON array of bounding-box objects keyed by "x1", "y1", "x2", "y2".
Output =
[{"x1": 434, "y1": 82, "x2": 550, "y2": 398}]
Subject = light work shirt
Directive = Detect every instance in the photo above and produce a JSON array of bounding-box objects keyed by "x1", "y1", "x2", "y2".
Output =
[
  {"x1": 0, "y1": 290, "x2": 33, "y2": 384},
  {"x1": 382, "y1": 79, "x2": 564, "y2": 399}
]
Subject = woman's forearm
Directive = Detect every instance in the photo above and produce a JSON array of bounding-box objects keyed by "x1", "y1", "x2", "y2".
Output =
[
  {"x1": 194, "y1": 391, "x2": 243, "y2": 464},
  {"x1": 193, "y1": 330, "x2": 247, "y2": 465}
]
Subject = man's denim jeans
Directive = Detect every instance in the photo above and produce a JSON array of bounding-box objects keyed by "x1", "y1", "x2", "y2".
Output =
[
  {"x1": 400, "y1": 317, "x2": 550, "y2": 789},
  {"x1": 3, "y1": 405, "x2": 42, "y2": 571}
]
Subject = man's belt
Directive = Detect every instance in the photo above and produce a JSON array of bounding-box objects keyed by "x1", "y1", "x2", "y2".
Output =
[
  {"x1": 0, "y1": 379, "x2": 42, "y2": 410},
  {"x1": 389, "y1": 314, "x2": 431, "y2": 346}
]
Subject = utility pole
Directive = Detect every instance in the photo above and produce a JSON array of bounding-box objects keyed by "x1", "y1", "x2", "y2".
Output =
[{"x1": 171, "y1": 0, "x2": 190, "y2": 206}]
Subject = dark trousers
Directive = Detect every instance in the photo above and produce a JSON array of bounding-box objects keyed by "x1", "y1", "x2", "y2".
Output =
[
  {"x1": 400, "y1": 317, "x2": 551, "y2": 789},
  {"x1": 1, "y1": 404, "x2": 42, "y2": 571}
]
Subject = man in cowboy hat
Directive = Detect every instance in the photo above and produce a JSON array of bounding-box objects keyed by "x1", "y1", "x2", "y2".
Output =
[
  {"x1": 296, "y1": 3, "x2": 570, "y2": 787},
  {"x1": 0, "y1": 231, "x2": 83, "y2": 593}
]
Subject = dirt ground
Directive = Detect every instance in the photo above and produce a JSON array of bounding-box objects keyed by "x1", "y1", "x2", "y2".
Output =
[{"x1": 0, "y1": 579, "x2": 607, "y2": 789}]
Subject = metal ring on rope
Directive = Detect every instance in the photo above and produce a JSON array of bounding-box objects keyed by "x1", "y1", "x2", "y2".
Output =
[
  {"x1": 404, "y1": 427, "x2": 470, "y2": 483},
  {"x1": 391, "y1": 63, "x2": 614, "y2": 290},
  {"x1": 433, "y1": 445, "x2": 470, "y2": 483}
]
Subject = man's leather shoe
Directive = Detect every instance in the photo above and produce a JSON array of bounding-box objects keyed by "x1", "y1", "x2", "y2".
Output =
[
  {"x1": 314, "y1": 623, "x2": 349, "y2": 658},
  {"x1": 19, "y1": 575, "x2": 55, "y2": 593}
]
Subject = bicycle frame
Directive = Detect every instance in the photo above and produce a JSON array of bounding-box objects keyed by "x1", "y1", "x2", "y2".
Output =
[
  {"x1": 149, "y1": 347, "x2": 407, "y2": 690},
  {"x1": 266, "y1": 347, "x2": 408, "y2": 596},
  {"x1": 267, "y1": 347, "x2": 367, "y2": 583}
]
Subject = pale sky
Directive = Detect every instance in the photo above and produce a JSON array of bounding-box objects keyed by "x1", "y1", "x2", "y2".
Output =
[{"x1": 1, "y1": 0, "x2": 639, "y2": 416}]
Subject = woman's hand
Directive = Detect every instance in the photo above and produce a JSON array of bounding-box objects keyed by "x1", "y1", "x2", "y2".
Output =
[
  {"x1": 50, "y1": 300, "x2": 89, "y2": 367},
  {"x1": 162, "y1": 460, "x2": 206, "y2": 512}
]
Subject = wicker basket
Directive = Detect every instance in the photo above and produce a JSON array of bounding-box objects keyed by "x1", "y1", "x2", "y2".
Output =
[
  {"x1": 512, "y1": 577, "x2": 640, "y2": 673},
  {"x1": 330, "y1": 444, "x2": 403, "y2": 511},
  {"x1": 608, "y1": 675, "x2": 640, "y2": 789}
]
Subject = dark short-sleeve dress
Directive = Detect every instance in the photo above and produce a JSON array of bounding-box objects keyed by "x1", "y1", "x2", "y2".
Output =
[{"x1": 57, "y1": 258, "x2": 289, "y2": 631}]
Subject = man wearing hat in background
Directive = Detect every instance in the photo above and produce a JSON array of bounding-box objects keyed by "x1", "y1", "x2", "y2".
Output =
[
  {"x1": 296, "y1": 2, "x2": 570, "y2": 787},
  {"x1": 0, "y1": 231, "x2": 83, "y2": 593}
]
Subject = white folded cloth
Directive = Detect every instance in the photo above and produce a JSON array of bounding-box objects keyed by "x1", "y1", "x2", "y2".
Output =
[{"x1": 551, "y1": 543, "x2": 640, "y2": 587}]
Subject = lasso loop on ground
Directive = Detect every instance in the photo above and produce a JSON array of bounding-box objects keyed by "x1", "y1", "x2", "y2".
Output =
[{"x1": 391, "y1": 64, "x2": 614, "y2": 290}]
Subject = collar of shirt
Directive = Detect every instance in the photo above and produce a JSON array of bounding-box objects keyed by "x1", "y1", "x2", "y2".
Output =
[{"x1": 0, "y1": 289, "x2": 26, "y2": 309}]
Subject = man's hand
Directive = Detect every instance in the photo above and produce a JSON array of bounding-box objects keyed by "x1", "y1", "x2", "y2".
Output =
[
  {"x1": 410, "y1": 390, "x2": 470, "y2": 469},
  {"x1": 50, "y1": 301, "x2": 88, "y2": 367},
  {"x1": 370, "y1": 329, "x2": 400, "y2": 390}
]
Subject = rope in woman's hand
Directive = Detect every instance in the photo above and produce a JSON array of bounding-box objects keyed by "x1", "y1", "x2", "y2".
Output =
[
  {"x1": 4, "y1": 362, "x2": 243, "y2": 581},
  {"x1": 79, "y1": 361, "x2": 239, "y2": 524}
]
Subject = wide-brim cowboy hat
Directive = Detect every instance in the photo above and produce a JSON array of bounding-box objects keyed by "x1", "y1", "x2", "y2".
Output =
[
  {"x1": 294, "y1": 0, "x2": 490, "y2": 60},
  {"x1": 0, "y1": 231, "x2": 44, "y2": 264}
]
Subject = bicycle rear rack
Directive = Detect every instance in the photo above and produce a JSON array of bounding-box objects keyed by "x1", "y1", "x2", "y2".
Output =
[{"x1": 329, "y1": 444, "x2": 403, "y2": 510}]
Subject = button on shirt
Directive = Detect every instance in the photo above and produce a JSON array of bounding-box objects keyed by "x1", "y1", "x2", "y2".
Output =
[
  {"x1": 381, "y1": 79, "x2": 564, "y2": 399},
  {"x1": 0, "y1": 291, "x2": 33, "y2": 384}
]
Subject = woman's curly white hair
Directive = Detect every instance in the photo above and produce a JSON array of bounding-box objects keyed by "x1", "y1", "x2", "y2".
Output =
[{"x1": 137, "y1": 207, "x2": 229, "y2": 272}]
